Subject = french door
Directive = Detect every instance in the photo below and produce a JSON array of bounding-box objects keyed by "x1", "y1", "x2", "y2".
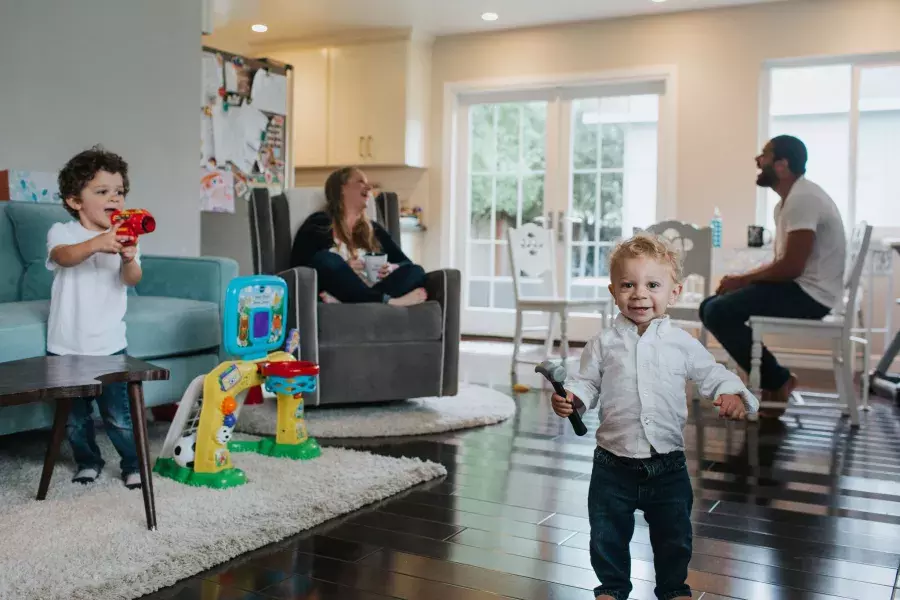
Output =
[{"x1": 454, "y1": 79, "x2": 669, "y2": 339}]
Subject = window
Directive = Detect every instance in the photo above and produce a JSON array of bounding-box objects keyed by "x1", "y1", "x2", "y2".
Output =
[
  {"x1": 761, "y1": 58, "x2": 900, "y2": 230},
  {"x1": 454, "y1": 75, "x2": 671, "y2": 338}
]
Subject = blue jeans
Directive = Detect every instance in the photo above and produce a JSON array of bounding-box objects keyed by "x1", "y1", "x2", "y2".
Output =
[
  {"x1": 589, "y1": 446, "x2": 693, "y2": 600},
  {"x1": 310, "y1": 250, "x2": 426, "y2": 304},
  {"x1": 699, "y1": 282, "x2": 831, "y2": 391},
  {"x1": 50, "y1": 350, "x2": 138, "y2": 475}
]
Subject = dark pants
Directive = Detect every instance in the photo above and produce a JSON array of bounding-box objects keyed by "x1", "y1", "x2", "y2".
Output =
[
  {"x1": 699, "y1": 282, "x2": 831, "y2": 391},
  {"x1": 589, "y1": 447, "x2": 693, "y2": 600},
  {"x1": 310, "y1": 250, "x2": 426, "y2": 304},
  {"x1": 49, "y1": 349, "x2": 138, "y2": 475}
]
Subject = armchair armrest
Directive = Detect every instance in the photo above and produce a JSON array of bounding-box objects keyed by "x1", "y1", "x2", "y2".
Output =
[
  {"x1": 425, "y1": 269, "x2": 461, "y2": 396},
  {"x1": 136, "y1": 256, "x2": 238, "y2": 306},
  {"x1": 277, "y1": 266, "x2": 320, "y2": 365}
]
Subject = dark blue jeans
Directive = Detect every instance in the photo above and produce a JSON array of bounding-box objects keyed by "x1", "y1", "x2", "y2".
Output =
[
  {"x1": 310, "y1": 250, "x2": 426, "y2": 304},
  {"x1": 699, "y1": 282, "x2": 831, "y2": 391},
  {"x1": 50, "y1": 350, "x2": 138, "y2": 475},
  {"x1": 589, "y1": 446, "x2": 693, "y2": 600}
]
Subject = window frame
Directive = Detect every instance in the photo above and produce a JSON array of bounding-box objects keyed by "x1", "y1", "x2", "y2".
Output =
[{"x1": 756, "y1": 52, "x2": 900, "y2": 229}]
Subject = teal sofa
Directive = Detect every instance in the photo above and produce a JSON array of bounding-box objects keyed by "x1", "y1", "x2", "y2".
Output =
[{"x1": 0, "y1": 201, "x2": 238, "y2": 436}]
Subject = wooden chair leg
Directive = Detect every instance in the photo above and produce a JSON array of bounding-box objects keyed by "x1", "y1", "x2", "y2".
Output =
[
  {"x1": 128, "y1": 382, "x2": 157, "y2": 531},
  {"x1": 842, "y1": 337, "x2": 860, "y2": 427},
  {"x1": 511, "y1": 309, "x2": 524, "y2": 376},
  {"x1": 37, "y1": 398, "x2": 71, "y2": 501},
  {"x1": 543, "y1": 312, "x2": 555, "y2": 360},
  {"x1": 749, "y1": 325, "x2": 763, "y2": 398}
]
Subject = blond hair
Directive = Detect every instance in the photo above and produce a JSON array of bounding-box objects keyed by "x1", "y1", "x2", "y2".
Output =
[{"x1": 609, "y1": 233, "x2": 684, "y2": 282}]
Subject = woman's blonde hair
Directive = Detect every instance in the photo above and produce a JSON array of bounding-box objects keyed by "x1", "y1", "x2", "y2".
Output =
[
  {"x1": 608, "y1": 233, "x2": 684, "y2": 282},
  {"x1": 324, "y1": 166, "x2": 379, "y2": 255}
]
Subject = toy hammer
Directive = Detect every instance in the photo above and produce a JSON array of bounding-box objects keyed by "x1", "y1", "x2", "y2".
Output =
[{"x1": 535, "y1": 360, "x2": 588, "y2": 436}]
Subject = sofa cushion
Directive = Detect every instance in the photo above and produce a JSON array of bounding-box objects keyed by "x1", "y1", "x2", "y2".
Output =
[
  {"x1": 0, "y1": 205, "x2": 25, "y2": 303},
  {"x1": 5, "y1": 202, "x2": 72, "y2": 301},
  {"x1": 0, "y1": 300, "x2": 51, "y2": 362},
  {"x1": 317, "y1": 300, "x2": 443, "y2": 345},
  {"x1": 0, "y1": 296, "x2": 219, "y2": 362},
  {"x1": 125, "y1": 296, "x2": 220, "y2": 359}
]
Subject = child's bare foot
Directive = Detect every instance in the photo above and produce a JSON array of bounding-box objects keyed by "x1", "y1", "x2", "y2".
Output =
[
  {"x1": 319, "y1": 291, "x2": 341, "y2": 304},
  {"x1": 388, "y1": 288, "x2": 427, "y2": 307}
]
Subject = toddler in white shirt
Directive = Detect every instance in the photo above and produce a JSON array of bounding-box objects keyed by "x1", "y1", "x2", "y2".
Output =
[{"x1": 551, "y1": 233, "x2": 758, "y2": 600}]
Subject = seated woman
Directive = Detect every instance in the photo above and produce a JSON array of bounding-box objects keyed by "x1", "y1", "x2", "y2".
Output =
[{"x1": 290, "y1": 166, "x2": 427, "y2": 307}]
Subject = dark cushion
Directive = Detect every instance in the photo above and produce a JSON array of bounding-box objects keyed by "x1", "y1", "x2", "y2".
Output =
[{"x1": 317, "y1": 300, "x2": 443, "y2": 345}]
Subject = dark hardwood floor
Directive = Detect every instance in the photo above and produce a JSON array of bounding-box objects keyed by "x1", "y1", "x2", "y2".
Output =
[{"x1": 141, "y1": 353, "x2": 900, "y2": 600}]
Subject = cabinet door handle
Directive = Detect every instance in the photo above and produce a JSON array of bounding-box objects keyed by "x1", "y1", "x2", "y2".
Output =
[
  {"x1": 367, "y1": 136, "x2": 373, "y2": 158},
  {"x1": 358, "y1": 136, "x2": 365, "y2": 158}
]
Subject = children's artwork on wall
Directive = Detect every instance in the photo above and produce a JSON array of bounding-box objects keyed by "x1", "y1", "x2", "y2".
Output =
[
  {"x1": 0, "y1": 170, "x2": 61, "y2": 203},
  {"x1": 200, "y1": 47, "x2": 290, "y2": 213},
  {"x1": 250, "y1": 69, "x2": 287, "y2": 115},
  {"x1": 201, "y1": 168, "x2": 235, "y2": 213},
  {"x1": 255, "y1": 114, "x2": 286, "y2": 186}
]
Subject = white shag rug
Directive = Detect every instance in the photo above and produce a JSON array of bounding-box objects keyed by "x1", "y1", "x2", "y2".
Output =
[
  {"x1": 0, "y1": 424, "x2": 445, "y2": 600},
  {"x1": 238, "y1": 383, "x2": 517, "y2": 438}
]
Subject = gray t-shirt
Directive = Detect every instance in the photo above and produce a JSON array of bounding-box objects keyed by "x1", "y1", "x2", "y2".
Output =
[{"x1": 773, "y1": 177, "x2": 846, "y2": 309}]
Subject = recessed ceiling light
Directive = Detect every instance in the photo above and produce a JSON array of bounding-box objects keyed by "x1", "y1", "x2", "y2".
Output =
[
  {"x1": 251, "y1": 23, "x2": 268, "y2": 33},
  {"x1": 481, "y1": 12, "x2": 499, "y2": 21},
  {"x1": 651, "y1": 0, "x2": 667, "y2": 3}
]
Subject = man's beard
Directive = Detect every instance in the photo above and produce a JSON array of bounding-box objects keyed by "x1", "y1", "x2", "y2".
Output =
[{"x1": 756, "y1": 164, "x2": 778, "y2": 188}]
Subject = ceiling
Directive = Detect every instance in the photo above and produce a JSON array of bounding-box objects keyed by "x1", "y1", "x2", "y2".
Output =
[{"x1": 206, "y1": 0, "x2": 786, "y2": 49}]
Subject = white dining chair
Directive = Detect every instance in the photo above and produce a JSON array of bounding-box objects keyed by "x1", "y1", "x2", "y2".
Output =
[
  {"x1": 507, "y1": 222, "x2": 612, "y2": 374},
  {"x1": 747, "y1": 222, "x2": 872, "y2": 427},
  {"x1": 636, "y1": 221, "x2": 713, "y2": 347}
]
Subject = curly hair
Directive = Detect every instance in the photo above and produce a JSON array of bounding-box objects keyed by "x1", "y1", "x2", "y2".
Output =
[
  {"x1": 609, "y1": 232, "x2": 684, "y2": 283},
  {"x1": 58, "y1": 145, "x2": 130, "y2": 218}
]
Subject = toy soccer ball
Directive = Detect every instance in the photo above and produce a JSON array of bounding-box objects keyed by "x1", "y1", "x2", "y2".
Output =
[
  {"x1": 216, "y1": 426, "x2": 234, "y2": 444},
  {"x1": 173, "y1": 434, "x2": 196, "y2": 468}
]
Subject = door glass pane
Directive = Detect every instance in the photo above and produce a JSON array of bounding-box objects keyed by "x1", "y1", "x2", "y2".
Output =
[
  {"x1": 466, "y1": 101, "x2": 548, "y2": 310},
  {"x1": 765, "y1": 65, "x2": 851, "y2": 229},
  {"x1": 856, "y1": 64, "x2": 900, "y2": 227},
  {"x1": 568, "y1": 95, "x2": 659, "y2": 298}
]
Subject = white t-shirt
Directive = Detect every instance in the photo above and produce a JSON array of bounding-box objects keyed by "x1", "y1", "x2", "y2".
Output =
[
  {"x1": 773, "y1": 177, "x2": 846, "y2": 310},
  {"x1": 45, "y1": 221, "x2": 140, "y2": 355}
]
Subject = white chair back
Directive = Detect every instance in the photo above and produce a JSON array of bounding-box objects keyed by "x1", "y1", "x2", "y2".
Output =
[
  {"x1": 838, "y1": 222, "x2": 873, "y2": 328},
  {"x1": 507, "y1": 222, "x2": 557, "y2": 301},
  {"x1": 637, "y1": 221, "x2": 713, "y2": 304}
]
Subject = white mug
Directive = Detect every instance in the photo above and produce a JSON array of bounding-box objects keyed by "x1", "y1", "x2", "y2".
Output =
[{"x1": 363, "y1": 253, "x2": 387, "y2": 282}]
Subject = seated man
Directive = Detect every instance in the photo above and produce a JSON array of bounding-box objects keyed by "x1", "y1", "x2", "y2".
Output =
[{"x1": 699, "y1": 135, "x2": 846, "y2": 417}]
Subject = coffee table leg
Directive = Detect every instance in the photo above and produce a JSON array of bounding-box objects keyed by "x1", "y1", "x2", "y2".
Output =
[
  {"x1": 37, "y1": 398, "x2": 71, "y2": 500},
  {"x1": 128, "y1": 382, "x2": 157, "y2": 531}
]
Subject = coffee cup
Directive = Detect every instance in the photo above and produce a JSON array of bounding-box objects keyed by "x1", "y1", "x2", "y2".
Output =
[
  {"x1": 363, "y1": 253, "x2": 387, "y2": 282},
  {"x1": 747, "y1": 225, "x2": 772, "y2": 248}
]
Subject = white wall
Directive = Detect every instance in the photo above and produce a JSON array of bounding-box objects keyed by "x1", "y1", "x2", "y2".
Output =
[
  {"x1": 428, "y1": 0, "x2": 900, "y2": 353},
  {"x1": 0, "y1": 0, "x2": 201, "y2": 256}
]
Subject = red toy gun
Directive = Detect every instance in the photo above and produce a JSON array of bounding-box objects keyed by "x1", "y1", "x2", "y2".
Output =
[{"x1": 111, "y1": 209, "x2": 156, "y2": 246}]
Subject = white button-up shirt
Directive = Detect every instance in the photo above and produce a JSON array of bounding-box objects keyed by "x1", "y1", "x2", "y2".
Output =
[{"x1": 564, "y1": 314, "x2": 758, "y2": 459}]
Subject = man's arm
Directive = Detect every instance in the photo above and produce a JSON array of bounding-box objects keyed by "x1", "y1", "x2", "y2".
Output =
[{"x1": 741, "y1": 229, "x2": 815, "y2": 284}]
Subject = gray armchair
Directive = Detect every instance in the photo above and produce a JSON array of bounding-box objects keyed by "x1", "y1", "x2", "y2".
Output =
[{"x1": 248, "y1": 187, "x2": 460, "y2": 406}]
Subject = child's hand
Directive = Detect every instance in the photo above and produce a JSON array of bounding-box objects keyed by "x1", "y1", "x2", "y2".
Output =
[
  {"x1": 91, "y1": 230, "x2": 125, "y2": 255},
  {"x1": 551, "y1": 391, "x2": 574, "y2": 418},
  {"x1": 713, "y1": 394, "x2": 746, "y2": 420},
  {"x1": 120, "y1": 244, "x2": 138, "y2": 263}
]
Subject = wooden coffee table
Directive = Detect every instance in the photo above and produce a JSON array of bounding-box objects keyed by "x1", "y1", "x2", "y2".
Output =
[{"x1": 0, "y1": 355, "x2": 169, "y2": 530}]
